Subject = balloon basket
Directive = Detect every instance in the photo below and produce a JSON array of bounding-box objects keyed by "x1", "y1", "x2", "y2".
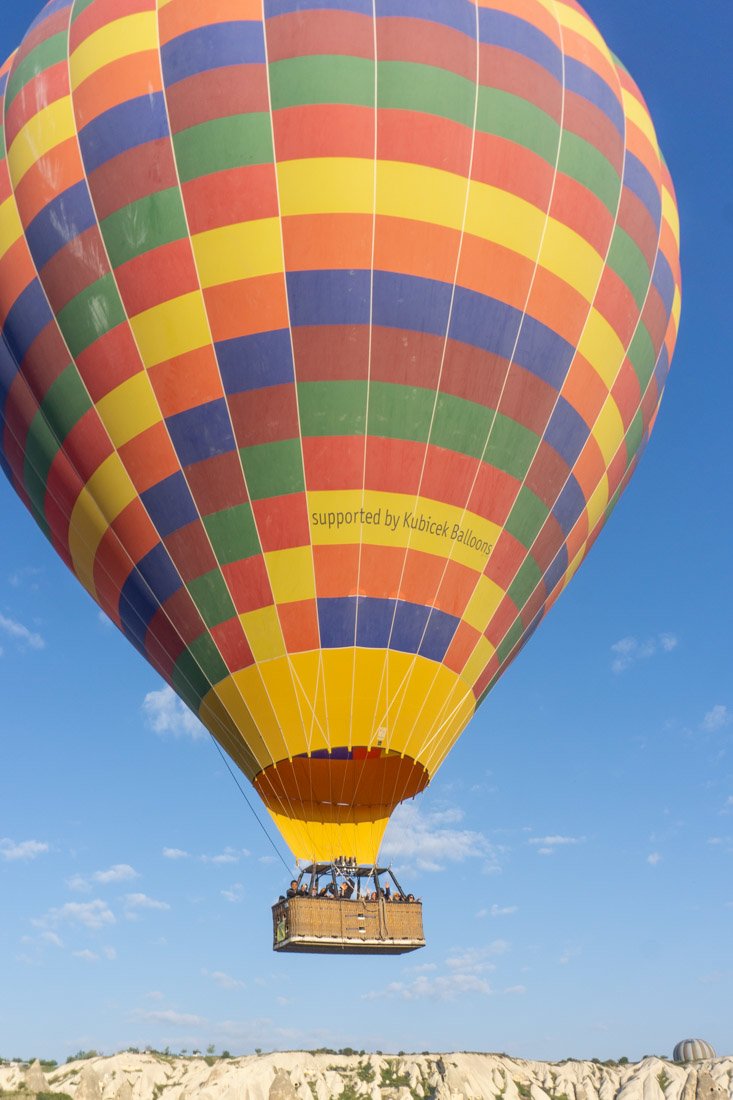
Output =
[{"x1": 272, "y1": 861, "x2": 426, "y2": 955}]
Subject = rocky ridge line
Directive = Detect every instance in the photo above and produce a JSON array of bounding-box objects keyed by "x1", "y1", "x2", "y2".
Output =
[{"x1": 0, "y1": 1053, "x2": 731, "y2": 1100}]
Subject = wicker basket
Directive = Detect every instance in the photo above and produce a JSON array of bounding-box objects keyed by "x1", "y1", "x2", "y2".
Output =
[{"x1": 272, "y1": 896, "x2": 425, "y2": 954}]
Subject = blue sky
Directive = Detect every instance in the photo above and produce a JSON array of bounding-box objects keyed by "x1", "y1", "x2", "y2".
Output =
[{"x1": 1, "y1": 0, "x2": 732, "y2": 1067}]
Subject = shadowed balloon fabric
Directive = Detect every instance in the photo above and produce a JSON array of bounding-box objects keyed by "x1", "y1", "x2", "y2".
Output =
[{"x1": 0, "y1": 0, "x2": 681, "y2": 863}]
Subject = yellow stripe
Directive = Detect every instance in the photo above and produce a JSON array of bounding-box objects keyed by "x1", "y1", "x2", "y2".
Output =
[
  {"x1": 191, "y1": 218, "x2": 283, "y2": 287},
  {"x1": 577, "y1": 307, "x2": 625, "y2": 389},
  {"x1": 460, "y1": 634, "x2": 495, "y2": 693},
  {"x1": 463, "y1": 575, "x2": 504, "y2": 634},
  {"x1": 239, "y1": 605, "x2": 286, "y2": 663},
  {"x1": 308, "y1": 489, "x2": 500, "y2": 574},
  {"x1": 130, "y1": 291, "x2": 211, "y2": 368},
  {"x1": 0, "y1": 195, "x2": 23, "y2": 259},
  {"x1": 86, "y1": 453, "x2": 137, "y2": 519},
  {"x1": 69, "y1": 12, "x2": 158, "y2": 90},
  {"x1": 278, "y1": 158, "x2": 605, "y2": 302},
  {"x1": 622, "y1": 87, "x2": 660, "y2": 160},
  {"x1": 7, "y1": 96, "x2": 76, "y2": 185},
  {"x1": 556, "y1": 3, "x2": 616, "y2": 72},
  {"x1": 591, "y1": 398, "x2": 625, "y2": 467},
  {"x1": 95, "y1": 371, "x2": 162, "y2": 448},
  {"x1": 661, "y1": 184, "x2": 680, "y2": 248},
  {"x1": 265, "y1": 547, "x2": 316, "y2": 605},
  {"x1": 278, "y1": 157, "x2": 373, "y2": 217},
  {"x1": 68, "y1": 488, "x2": 108, "y2": 598}
]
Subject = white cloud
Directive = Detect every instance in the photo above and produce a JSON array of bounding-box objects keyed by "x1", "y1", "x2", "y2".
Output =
[
  {"x1": 381, "y1": 803, "x2": 500, "y2": 872},
  {"x1": 35, "y1": 900, "x2": 116, "y2": 930},
  {"x1": 477, "y1": 904, "x2": 518, "y2": 919},
  {"x1": 163, "y1": 848, "x2": 189, "y2": 860},
  {"x1": 8, "y1": 566, "x2": 42, "y2": 590},
  {"x1": 446, "y1": 942, "x2": 508, "y2": 973},
  {"x1": 139, "y1": 1009, "x2": 206, "y2": 1028},
  {"x1": 69, "y1": 864, "x2": 139, "y2": 891},
  {"x1": 702, "y1": 705, "x2": 731, "y2": 732},
  {"x1": 528, "y1": 835, "x2": 585, "y2": 855},
  {"x1": 221, "y1": 883, "x2": 244, "y2": 903},
  {"x1": 647, "y1": 852, "x2": 662, "y2": 865},
  {"x1": 365, "y1": 971, "x2": 492, "y2": 1001},
  {"x1": 124, "y1": 893, "x2": 170, "y2": 915},
  {"x1": 202, "y1": 969, "x2": 245, "y2": 990},
  {"x1": 503, "y1": 985, "x2": 526, "y2": 995},
  {"x1": 40, "y1": 931, "x2": 63, "y2": 948},
  {"x1": 73, "y1": 949, "x2": 99, "y2": 962},
  {"x1": 143, "y1": 686, "x2": 205, "y2": 740},
  {"x1": 0, "y1": 612, "x2": 45, "y2": 651},
  {"x1": 611, "y1": 633, "x2": 678, "y2": 673},
  {"x1": 0, "y1": 838, "x2": 49, "y2": 861},
  {"x1": 201, "y1": 848, "x2": 249, "y2": 865}
]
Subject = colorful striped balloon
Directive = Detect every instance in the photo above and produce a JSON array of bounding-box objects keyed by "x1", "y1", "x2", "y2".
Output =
[{"x1": 0, "y1": 0, "x2": 681, "y2": 862}]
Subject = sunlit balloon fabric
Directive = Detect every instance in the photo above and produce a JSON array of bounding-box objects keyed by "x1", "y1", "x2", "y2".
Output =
[{"x1": 0, "y1": 0, "x2": 680, "y2": 862}]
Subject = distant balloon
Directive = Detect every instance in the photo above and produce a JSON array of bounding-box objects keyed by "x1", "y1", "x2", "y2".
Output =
[
  {"x1": 673, "y1": 1041, "x2": 717, "y2": 1063},
  {"x1": 0, "y1": 0, "x2": 680, "y2": 864}
]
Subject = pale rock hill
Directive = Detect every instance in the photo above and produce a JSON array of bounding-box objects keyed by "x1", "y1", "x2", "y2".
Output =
[{"x1": 0, "y1": 1053, "x2": 731, "y2": 1100}]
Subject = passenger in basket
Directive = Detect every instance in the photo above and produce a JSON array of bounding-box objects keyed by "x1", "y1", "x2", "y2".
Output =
[
  {"x1": 340, "y1": 880, "x2": 354, "y2": 899},
  {"x1": 286, "y1": 880, "x2": 298, "y2": 898}
]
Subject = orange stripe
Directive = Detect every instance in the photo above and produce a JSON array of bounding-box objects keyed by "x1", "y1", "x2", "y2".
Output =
[
  {"x1": 158, "y1": 0, "x2": 263, "y2": 46},
  {"x1": 204, "y1": 274, "x2": 289, "y2": 341},
  {"x1": 72, "y1": 51, "x2": 163, "y2": 129}
]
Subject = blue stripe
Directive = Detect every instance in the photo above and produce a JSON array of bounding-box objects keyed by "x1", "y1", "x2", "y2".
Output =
[
  {"x1": 625, "y1": 152, "x2": 662, "y2": 226},
  {"x1": 651, "y1": 250, "x2": 675, "y2": 315},
  {"x1": 25, "y1": 181, "x2": 97, "y2": 271},
  {"x1": 136, "y1": 544, "x2": 182, "y2": 606},
  {"x1": 552, "y1": 476, "x2": 585, "y2": 537},
  {"x1": 544, "y1": 544, "x2": 568, "y2": 593},
  {"x1": 78, "y1": 94, "x2": 169, "y2": 174},
  {"x1": 264, "y1": 0, "x2": 372, "y2": 15},
  {"x1": 141, "y1": 472, "x2": 198, "y2": 538},
  {"x1": 545, "y1": 398, "x2": 589, "y2": 467},
  {"x1": 3, "y1": 280, "x2": 53, "y2": 365},
  {"x1": 373, "y1": 270, "x2": 453, "y2": 336},
  {"x1": 419, "y1": 606, "x2": 460, "y2": 662},
  {"x1": 478, "y1": 8, "x2": 562, "y2": 83},
  {"x1": 288, "y1": 269, "x2": 370, "y2": 327},
  {"x1": 28, "y1": 0, "x2": 72, "y2": 34},
  {"x1": 377, "y1": 0, "x2": 476, "y2": 38},
  {"x1": 0, "y1": 334, "x2": 20, "y2": 419},
  {"x1": 565, "y1": 57, "x2": 624, "y2": 136},
  {"x1": 166, "y1": 399, "x2": 237, "y2": 466},
  {"x1": 161, "y1": 22, "x2": 265, "y2": 85},
  {"x1": 119, "y1": 570, "x2": 160, "y2": 649},
  {"x1": 217, "y1": 330, "x2": 294, "y2": 393},
  {"x1": 318, "y1": 596, "x2": 357, "y2": 649},
  {"x1": 356, "y1": 597, "x2": 394, "y2": 649}
]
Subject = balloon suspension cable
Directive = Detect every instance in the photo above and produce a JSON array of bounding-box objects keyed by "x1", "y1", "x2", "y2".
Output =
[{"x1": 207, "y1": 736, "x2": 294, "y2": 875}]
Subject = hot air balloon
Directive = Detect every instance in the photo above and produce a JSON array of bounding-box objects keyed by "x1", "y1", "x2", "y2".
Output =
[{"x1": 0, "y1": 0, "x2": 680, "y2": 952}]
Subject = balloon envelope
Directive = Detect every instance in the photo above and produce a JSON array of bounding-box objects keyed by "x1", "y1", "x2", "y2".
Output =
[{"x1": 0, "y1": 0, "x2": 680, "y2": 862}]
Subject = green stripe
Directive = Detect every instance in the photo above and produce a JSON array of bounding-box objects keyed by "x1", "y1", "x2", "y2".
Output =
[
  {"x1": 624, "y1": 408, "x2": 644, "y2": 466},
  {"x1": 368, "y1": 382, "x2": 433, "y2": 443},
  {"x1": 172, "y1": 646, "x2": 211, "y2": 711},
  {"x1": 71, "y1": 0, "x2": 98, "y2": 20},
  {"x1": 41, "y1": 363, "x2": 93, "y2": 441},
  {"x1": 558, "y1": 132, "x2": 621, "y2": 214},
  {"x1": 5, "y1": 33, "x2": 67, "y2": 108},
  {"x1": 240, "y1": 439, "x2": 305, "y2": 500},
  {"x1": 432, "y1": 393, "x2": 493, "y2": 459},
  {"x1": 270, "y1": 55, "x2": 373, "y2": 110},
  {"x1": 203, "y1": 504, "x2": 260, "y2": 565},
  {"x1": 298, "y1": 380, "x2": 366, "y2": 437},
  {"x1": 187, "y1": 569, "x2": 236, "y2": 629},
  {"x1": 173, "y1": 114, "x2": 273, "y2": 183},
  {"x1": 188, "y1": 632, "x2": 228, "y2": 683},
  {"x1": 607, "y1": 227, "x2": 652, "y2": 309},
  {"x1": 477, "y1": 87, "x2": 560, "y2": 165},
  {"x1": 507, "y1": 556, "x2": 542, "y2": 609},
  {"x1": 101, "y1": 188, "x2": 188, "y2": 268},
  {"x1": 505, "y1": 487, "x2": 548, "y2": 548},
  {"x1": 484, "y1": 415, "x2": 537, "y2": 480},
  {"x1": 496, "y1": 617, "x2": 524, "y2": 664},
  {"x1": 56, "y1": 275, "x2": 127, "y2": 357},
  {"x1": 627, "y1": 323, "x2": 656, "y2": 390},
  {"x1": 379, "y1": 61, "x2": 475, "y2": 127},
  {"x1": 23, "y1": 412, "x2": 58, "y2": 526}
]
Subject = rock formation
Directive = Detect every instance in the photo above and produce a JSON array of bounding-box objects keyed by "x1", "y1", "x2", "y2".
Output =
[{"x1": 0, "y1": 1052, "x2": 730, "y2": 1100}]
